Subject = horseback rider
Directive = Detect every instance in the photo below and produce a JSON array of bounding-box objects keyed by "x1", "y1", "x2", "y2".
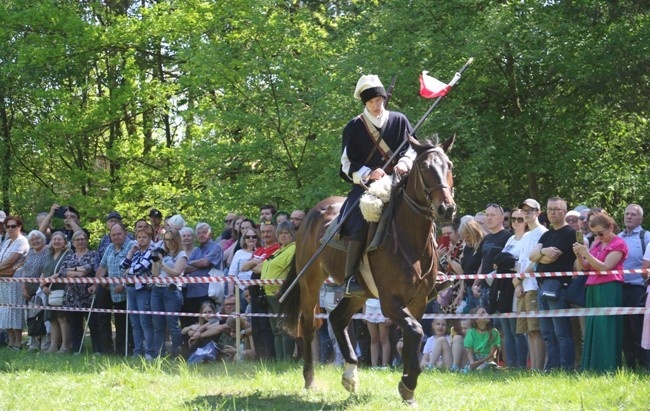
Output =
[{"x1": 339, "y1": 74, "x2": 416, "y2": 295}]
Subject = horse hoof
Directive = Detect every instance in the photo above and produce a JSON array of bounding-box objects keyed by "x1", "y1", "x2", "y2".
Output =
[
  {"x1": 398, "y1": 380, "x2": 416, "y2": 406},
  {"x1": 304, "y1": 374, "x2": 314, "y2": 390},
  {"x1": 342, "y1": 376, "x2": 358, "y2": 393},
  {"x1": 342, "y1": 363, "x2": 359, "y2": 394}
]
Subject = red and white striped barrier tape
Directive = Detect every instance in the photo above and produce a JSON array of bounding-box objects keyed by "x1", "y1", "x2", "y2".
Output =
[
  {"x1": 2, "y1": 268, "x2": 648, "y2": 285},
  {"x1": 320, "y1": 307, "x2": 650, "y2": 320},
  {"x1": 438, "y1": 268, "x2": 649, "y2": 281},
  {"x1": 4, "y1": 302, "x2": 649, "y2": 320},
  {"x1": 0, "y1": 276, "x2": 284, "y2": 285}
]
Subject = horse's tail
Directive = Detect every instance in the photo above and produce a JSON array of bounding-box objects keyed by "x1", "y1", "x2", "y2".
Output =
[{"x1": 278, "y1": 255, "x2": 301, "y2": 336}]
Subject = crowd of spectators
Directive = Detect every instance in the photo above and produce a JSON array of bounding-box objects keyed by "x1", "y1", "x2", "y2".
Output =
[
  {"x1": 426, "y1": 199, "x2": 650, "y2": 373},
  {"x1": 0, "y1": 198, "x2": 647, "y2": 374},
  {"x1": 0, "y1": 203, "x2": 304, "y2": 362}
]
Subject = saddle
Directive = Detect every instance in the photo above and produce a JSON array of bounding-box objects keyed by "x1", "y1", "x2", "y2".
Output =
[{"x1": 319, "y1": 201, "x2": 393, "y2": 253}]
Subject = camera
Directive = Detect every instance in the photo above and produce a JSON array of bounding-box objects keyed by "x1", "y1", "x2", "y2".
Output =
[
  {"x1": 150, "y1": 247, "x2": 168, "y2": 262},
  {"x1": 53, "y1": 206, "x2": 68, "y2": 219}
]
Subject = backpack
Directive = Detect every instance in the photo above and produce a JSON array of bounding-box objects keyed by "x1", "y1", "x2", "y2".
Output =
[{"x1": 640, "y1": 229, "x2": 647, "y2": 255}]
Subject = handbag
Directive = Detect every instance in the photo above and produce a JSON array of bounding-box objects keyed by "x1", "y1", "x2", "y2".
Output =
[
  {"x1": 43, "y1": 249, "x2": 70, "y2": 307},
  {"x1": 27, "y1": 311, "x2": 46, "y2": 337},
  {"x1": 26, "y1": 295, "x2": 46, "y2": 337},
  {"x1": 208, "y1": 267, "x2": 226, "y2": 306},
  {"x1": 27, "y1": 294, "x2": 44, "y2": 319},
  {"x1": 187, "y1": 341, "x2": 220, "y2": 364},
  {"x1": 540, "y1": 279, "x2": 562, "y2": 301},
  {"x1": 564, "y1": 275, "x2": 587, "y2": 307},
  {"x1": 47, "y1": 289, "x2": 65, "y2": 307}
]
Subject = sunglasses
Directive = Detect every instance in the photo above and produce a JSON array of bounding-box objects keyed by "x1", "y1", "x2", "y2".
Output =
[
  {"x1": 224, "y1": 219, "x2": 233, "y2": 224},
  {"x1": 485, "y1": 203, "x2": 503, "y2": 213},
  {"x1": 522, "y1": 208, "x2": 538, "y2": 215},
  {"x1": 593, "y1": 230, "x2": 606, "y2": 237},
  {"x1": 511, "y1": 217, "x2": 525, "y2": 223},
  {"x1": 245, "y1": 235, "x2": 257, "y2": 239},
  {"x1": 5, "y1": 224, "x2": 18, "y2": 229},
  {"x1": 261, "y1": 221, "x2": 273, "y2": 225}
]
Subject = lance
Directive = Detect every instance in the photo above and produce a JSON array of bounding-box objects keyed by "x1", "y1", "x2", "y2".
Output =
[
  {"x1": 279, "y1": 58, "x2": 474, "y2": 303},
  {"x1": 384, "y1": 75, "x2": 397, "y2": 108}
]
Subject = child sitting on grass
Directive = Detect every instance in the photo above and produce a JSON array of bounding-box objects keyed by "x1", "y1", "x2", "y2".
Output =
[
  {"x1": 181, "y1": 300, "x2": 219, "y2": 340},
  {"x1": 420, "y1": 318, "x2": 453, "y2": 370},
  {"x1": 420, "y1": 318, "x2": 471, "y2": 371},
  {"x1": 464, "y1": 307, "x2": 500, "y2": 371},
  {"x1": 450, "y1": 319, "x2": 471, "y2": 371}
]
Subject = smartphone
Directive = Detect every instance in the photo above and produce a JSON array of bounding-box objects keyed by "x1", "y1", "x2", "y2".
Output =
[
  {"x1": 436, "y1": 235, "x2": 451, "y2": 249},
  {"x1": 53, "y1": 206, "x2": 68, "y2": 219},
  {"x1": 576, "y1": 231, "x2": 584, "y2": 244}
]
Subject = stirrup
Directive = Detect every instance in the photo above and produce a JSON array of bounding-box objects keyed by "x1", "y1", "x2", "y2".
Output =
[{"x1": 343, "y1": 276, "x2": 365, "y2": 297}]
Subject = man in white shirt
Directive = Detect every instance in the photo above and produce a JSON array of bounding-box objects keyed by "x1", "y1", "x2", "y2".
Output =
[{"x1": 514, "y1": 198, "x2": 548, "y2": 370}]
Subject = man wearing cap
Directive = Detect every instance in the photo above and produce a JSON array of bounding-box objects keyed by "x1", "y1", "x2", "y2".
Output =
[
  {"x1": 513, "y1": 198, "x2": 548, "y2": 370},
  {"x1": 339, "y1": 74, "x2": 416, "y2": 295},
  {"x1": 618, "y1": 203, "x2": 650, "y2": 370}
]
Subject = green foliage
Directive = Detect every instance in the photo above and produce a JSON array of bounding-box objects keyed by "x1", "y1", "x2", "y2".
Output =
[{"x1": 0, "y1": 0, "x2": 647, "y2": 238}]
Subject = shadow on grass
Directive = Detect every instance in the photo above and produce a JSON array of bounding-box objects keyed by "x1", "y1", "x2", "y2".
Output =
[{"x1": 186, "y1": 391, "x2": 373, "y2": 411}]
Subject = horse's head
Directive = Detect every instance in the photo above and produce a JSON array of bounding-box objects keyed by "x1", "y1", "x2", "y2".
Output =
[{"x1": 404, "y1": 134, "x2": 456, "y2": 222}]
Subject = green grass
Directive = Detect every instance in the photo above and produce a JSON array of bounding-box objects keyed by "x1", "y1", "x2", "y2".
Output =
[{"x1": 0, "y1": 350, "x2": 648, "y2": 410}]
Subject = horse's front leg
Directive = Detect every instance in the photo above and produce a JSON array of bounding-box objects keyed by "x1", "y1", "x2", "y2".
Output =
[
  {"x1": 330, "y1": 296, "x2": 366, "y2": 393},
  {"x1": 387, "y1": 306, "x2": 423, "y2": 406}
]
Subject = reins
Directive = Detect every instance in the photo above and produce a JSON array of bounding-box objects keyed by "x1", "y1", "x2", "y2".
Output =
[
  {"x1": 400, "y1": 147, "x2": 450, "y2": 220},
  {"x1": 391, "y1": 146, "x2": 450, "y2": 281}
]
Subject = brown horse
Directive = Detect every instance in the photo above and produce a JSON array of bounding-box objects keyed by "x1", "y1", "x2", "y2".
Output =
[{"x1": 279, "y1": 135, "x2": 455, "y2": 405}]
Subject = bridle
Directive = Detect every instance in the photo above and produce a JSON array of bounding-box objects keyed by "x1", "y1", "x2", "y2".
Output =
[
  {"x1": 389, "y1": 146, "x2": 454, "y2": 283},
  {"x1": 401, "y1": 147, "x2": 452, "y2": 221}
]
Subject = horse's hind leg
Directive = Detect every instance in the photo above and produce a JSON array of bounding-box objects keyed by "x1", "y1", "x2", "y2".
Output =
[
  {"x1": 300, "y1": 286, "x2": 319, "y2": 389},
  {"x1": 329, "y1": 296, "x2": 366, "y2": 393}
]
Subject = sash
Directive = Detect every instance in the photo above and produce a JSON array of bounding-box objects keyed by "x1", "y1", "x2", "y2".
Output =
[{"x1": 360, "y1": 115, "x2": 393, "y2": 164}]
